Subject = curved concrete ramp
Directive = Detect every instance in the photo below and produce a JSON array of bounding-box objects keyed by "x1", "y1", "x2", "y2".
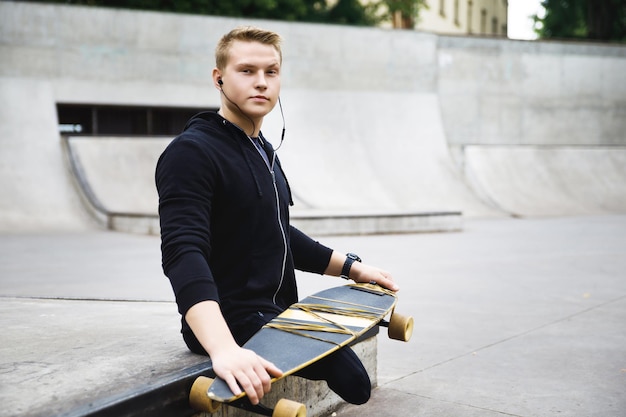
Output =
[
  {"x1": 64, "y1": 129, "x2": 469, "y2": 235},
  {"x1": 64, "y1": 137, "x2": 171, "y2": 234},
  {"x1": 264, "y1": 91, "x2": 500, "y2": 217},
  {"x1": 66, "y1": 137, "x2": 169, "y2": 216},
  {"x1": 462, "y1": 146, "x2": 626, "y2": 217}
]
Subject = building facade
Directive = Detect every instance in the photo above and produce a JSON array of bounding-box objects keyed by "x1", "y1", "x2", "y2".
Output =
[{"x1": 388, "y1": 0, "x2": 508, "y2": 37}]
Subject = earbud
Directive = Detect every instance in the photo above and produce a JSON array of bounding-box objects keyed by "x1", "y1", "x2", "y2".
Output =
[{"x1": 217, "y1": 79, "x2": 223, "y2": 86}]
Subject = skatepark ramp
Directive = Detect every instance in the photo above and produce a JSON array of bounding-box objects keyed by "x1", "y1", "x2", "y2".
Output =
[
  {"x1": 63, "y1": 136, "x2": 168, "y2": 235},
  {"x1": 63, "y1": 136, "x2": 626, "y2": 236},
  {"x1": 459, "y1": 145, "x2": 626, "y2": 217},
  {"x1": 62, "y1": 127, "x2": 467, "y2": 236}
]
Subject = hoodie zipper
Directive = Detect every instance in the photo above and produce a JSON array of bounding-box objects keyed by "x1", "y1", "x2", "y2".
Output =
[
  {"x1": 248, "y1": 136, "x2": 288, "y2": 305},
  {"x1": 271, "y1": 166, "x2": 288, "y2": 305}
]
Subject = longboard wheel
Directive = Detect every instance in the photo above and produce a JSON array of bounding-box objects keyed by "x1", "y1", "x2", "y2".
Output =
[
  {"x1": 388, "y1": 311, "x2": 414, "y2": 342},
  {"x1": 273, "y1": 398, "x2": 307, "y2": 417},
  {"x1": 189, "y1": 376, "x2": 222, "y2": 413}
]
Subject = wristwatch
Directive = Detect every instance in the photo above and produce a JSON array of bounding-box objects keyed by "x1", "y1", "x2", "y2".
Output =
[{"x1": 340, "y1": 253, "x2": 362, "y2": 280}]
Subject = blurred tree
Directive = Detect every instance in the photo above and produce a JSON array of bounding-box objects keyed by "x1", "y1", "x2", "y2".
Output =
[
  {"x1": 326, "y1": 0, "x2": 377, "y2": 25},
  {"x1": 33, "y1": 0, "x2": 425, "y2": 27},
  {"x1": 37, "y1": 0, "x2": 313, "y2": 21},
  {"x1": 534, "y1": 0, "x2": 626, "y2": 42}
]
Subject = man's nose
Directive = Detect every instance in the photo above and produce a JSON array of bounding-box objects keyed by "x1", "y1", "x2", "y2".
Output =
[{"x1": 254, "y1": 71, "x2": 267, "y2": 88}]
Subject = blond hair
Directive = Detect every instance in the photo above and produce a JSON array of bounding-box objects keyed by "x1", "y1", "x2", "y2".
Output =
[{"x1": 215, "y1": 26, "x2": 283, "y2": 70}]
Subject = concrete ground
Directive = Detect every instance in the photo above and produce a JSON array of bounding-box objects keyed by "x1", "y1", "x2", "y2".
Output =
[{"x1": 1, "y1": 215, "x2": 625, "y2": 416}]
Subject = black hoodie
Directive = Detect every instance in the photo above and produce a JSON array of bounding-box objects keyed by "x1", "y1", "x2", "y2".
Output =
[{"x1": 156, "y1": 111, "x2": 332, "y2": 337}]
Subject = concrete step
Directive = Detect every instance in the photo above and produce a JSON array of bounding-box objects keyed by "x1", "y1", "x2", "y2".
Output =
[{"x1": 107, "y1": 210, "x2": 463, "y2": 236}]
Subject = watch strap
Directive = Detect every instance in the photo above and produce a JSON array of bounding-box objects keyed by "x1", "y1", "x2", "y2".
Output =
[{"x1": 340, "y1": 253, "x2": 361, "y2": 279}]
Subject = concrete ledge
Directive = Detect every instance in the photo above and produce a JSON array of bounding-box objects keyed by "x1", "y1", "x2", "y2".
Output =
[
  {"x1": 53, "y1": 337, "x2": 377, "y2": 417},
  {"x1": 107, "y1": 211, "x2": 463, "y2": 236},
  {"x1": 0, "y1": 296, "x2": 377, "y2": 417},
  {"x1": 291, "y1": 210, "x2": 463, "y2": 235},
  {"x1": 109, "y1": 213, "x2": 161, "y2": 236}
]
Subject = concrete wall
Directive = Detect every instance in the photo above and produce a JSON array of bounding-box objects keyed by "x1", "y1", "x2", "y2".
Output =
[
  {"x1": 1, "y1": 2, "x2": 625, "y2": 231},
  {"x1": 437, "y1": 36, "x2": 626, "y2": 146}
]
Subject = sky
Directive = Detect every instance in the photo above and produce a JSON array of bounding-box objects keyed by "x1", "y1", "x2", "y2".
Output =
[{"x1": 507, "y1": 0, "x2": 545, "y2": 40}]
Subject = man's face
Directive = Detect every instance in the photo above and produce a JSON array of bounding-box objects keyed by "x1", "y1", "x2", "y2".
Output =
[{"x1": 219, "y1": 40, "x2": 281, "y2": 124}]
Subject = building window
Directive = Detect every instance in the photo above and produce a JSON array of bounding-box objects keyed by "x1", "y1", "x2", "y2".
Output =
[
  {"x1": 57, "y1": 104, "x2": 210, "y2": 136},
  {"x1": 439, "y1": 0, "x2": 445, "y2": 17},
  {"x1": 454, "y1": 0, "x2": 460, "y2": 26},
  {"x1": 502, "y1": 23, "x2": 508, "y2": 37},
  {"x1": 467, "y1": 0, "x2": 473, "y2": 33},
  {"x1": 97, "y1": 107, "x2": 148, "y2": 135},
  {"x1": 492, "y1": 17, "x2": 498, "y2": 35},
  {"x1": 480, "y1": 9, "x2": 487, "y2": 34}
]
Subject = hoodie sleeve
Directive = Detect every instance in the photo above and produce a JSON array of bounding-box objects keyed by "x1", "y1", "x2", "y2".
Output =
[
  {"x1": 289, "y1": 225, "x2": 333, "y2": 274},
  {"x1": 155, "y1": 137, "x2": 220, "y2": 316}
]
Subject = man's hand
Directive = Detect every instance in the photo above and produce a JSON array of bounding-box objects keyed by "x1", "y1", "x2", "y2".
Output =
[
  {"x1": 211, "y1": 344, "x2": 283, "y2": 405},
  {"x1": 185, "y1": 301, "x2": 283, "y2": 405},
  {"x1": 350, "y1": 262, "x2": 399, "y2": 292},
  {"x1": 325, "y1": 251, "x2": 399, "y2": 292}
]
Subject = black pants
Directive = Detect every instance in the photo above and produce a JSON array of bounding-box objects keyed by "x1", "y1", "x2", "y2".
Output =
[{"x1": 183, "y1": 311, "x2": 371, "y2": 405}]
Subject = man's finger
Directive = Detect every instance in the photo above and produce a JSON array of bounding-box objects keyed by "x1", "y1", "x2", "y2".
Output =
[
  {"x1": 379, "y1": 272, "x2": 399, "y2": 292},
  {"x1": 249, "y1": 363, "x2": 272, "y2": 396},
  {"x1": 246, "y1": 369, "x2": 266, "y2": 403},
  {"x1": 386, "y1": 278, "x2": 399, "y2": 292},
  {"x1": 223, "y1": 373, "x2": 243, "y2": 398},
  {"x1": 260, "y1": 357, "x2": 283, "y2": 377},
  {"x1": 234, "y1": 371, "x2": 260, "y2": 405}
]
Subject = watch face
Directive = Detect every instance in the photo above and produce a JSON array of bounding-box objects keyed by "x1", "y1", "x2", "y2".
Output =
[{"x1": 347, "y1": 253, "x2": 361, "y2": 262}]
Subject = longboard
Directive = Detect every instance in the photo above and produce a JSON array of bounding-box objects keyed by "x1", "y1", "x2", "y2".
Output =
[{"x1": 189, "y1": 283, "x2": 413, "y2": 417}]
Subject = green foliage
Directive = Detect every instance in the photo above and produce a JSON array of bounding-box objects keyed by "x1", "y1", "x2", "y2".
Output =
[
  {"x1": 534, "y1": 0, "x2": 626, "y2": 42},
  {"x1": 30, "y1": 0, "x2": 425, "y2": 27},
  {"x1": 325, "y1": 0, "x2": 377, "y2": 26},
  {"x1": 382, "y1": 0, "x2": 427, "y2": 18},
  {"x1": 38, "y1": 0, "x2": 313, "y2": 21},
  {"x1": 361, "y1": 0, "x2": 428, "y2": 28}
]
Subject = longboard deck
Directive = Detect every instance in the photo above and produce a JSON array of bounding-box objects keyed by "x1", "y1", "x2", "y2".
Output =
[{"x1": 207, "y1": 283, "x2": 397, "y2": 403}]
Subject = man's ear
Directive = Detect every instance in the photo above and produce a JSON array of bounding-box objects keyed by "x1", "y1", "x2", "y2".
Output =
[{"x1": 212, "y1": 68, "x2": 222, "y2": 89}]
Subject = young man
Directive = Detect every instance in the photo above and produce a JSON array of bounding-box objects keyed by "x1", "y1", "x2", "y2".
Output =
[{"x1": 155, "y1": 26, "x2": 398, "y2": 406}]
